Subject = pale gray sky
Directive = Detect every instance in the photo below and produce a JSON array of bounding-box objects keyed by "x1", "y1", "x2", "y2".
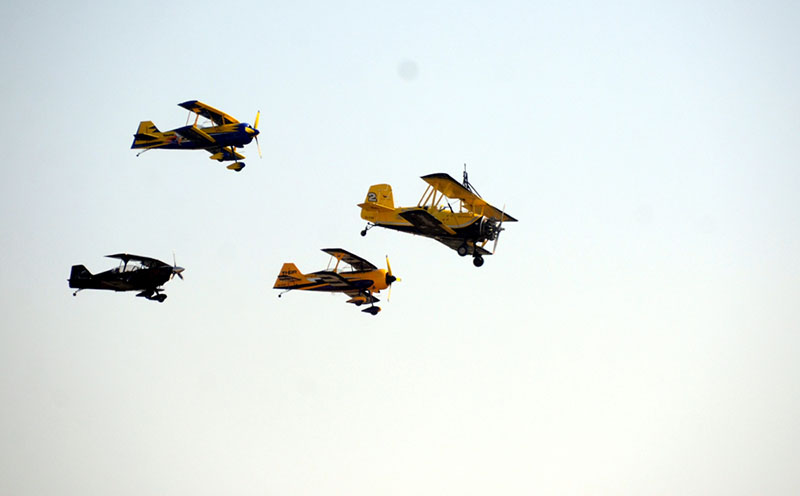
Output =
[{"x1": 1, "y1": 1, "x2": 799, "y2": 494}]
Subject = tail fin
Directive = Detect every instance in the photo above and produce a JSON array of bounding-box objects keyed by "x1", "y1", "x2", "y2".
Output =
[
  {"x1": 68, "y1": 265, "x2": 92, "y2": 287},
  {"x1": 131, "y1": 121, "x2": 162, "y2": 148},
  {"x1": 358, "y1": 184, "x2": 394, "y2": 221},
  {"x1": 273, "y1": 263, "x2": 308, "y2": 289}
]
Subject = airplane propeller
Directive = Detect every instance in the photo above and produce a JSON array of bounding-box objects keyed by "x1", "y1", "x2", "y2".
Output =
[
  {"x1": 171, "y1": 252, "x2": 185, "y2": 280},
  {"x1": 385, "y1": 255, "x2": 401, "y2": 301},
  {"x1": 253, "y1": 110, "x2": 262, "y2": 159},
  {"x1": 492, "y1": 204, "x2": 507, "y2": 254}
]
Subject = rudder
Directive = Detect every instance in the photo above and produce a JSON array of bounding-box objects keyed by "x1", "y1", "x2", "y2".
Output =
[
  {"x1": 358, "y1": 184, "x2": 394, "y2": 221},
  {"x1": 68, "y1": 265, "x2": 92, "y2": 287},
  {"x1": 131, "y1": 121, "x2": 161, "y2": 148},
  {"x1": 273, "y1": 263, "x2": 306, "y2": 289}
]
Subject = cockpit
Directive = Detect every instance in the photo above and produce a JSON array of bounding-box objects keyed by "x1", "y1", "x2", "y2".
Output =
[{"x1": 112, "y1": 260, "x2": 146, "y2": 273}]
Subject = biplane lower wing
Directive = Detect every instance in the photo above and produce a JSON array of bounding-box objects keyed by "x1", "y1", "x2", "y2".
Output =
[
  {"x1": 208, "y1": 147, "x2": 245, "y2": 161},
  {"x1": 174, "y1": 125, "x2": 216, "y2": 145},
  {"x1": 397, "y1": 209, "x2": 457, "y2": 236},
  {"x1": 307, "y1": 271, "x2": 355, "y2": 290},
  {"x1": 275, "y1": 270, "x2": 352, "y2": 291},
  {"x1": 434, "y1": 237, "x2": 492, "y2": 256},
  {"x1": 345, "y1": 290, "x2": 379, "y2": 305}
]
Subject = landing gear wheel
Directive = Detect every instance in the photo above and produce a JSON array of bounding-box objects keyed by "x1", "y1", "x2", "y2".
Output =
[
  {"x1": 361, "y1": 230, "x2": 367, "y2": 237},
  {"x1": 472, "y1": 256, "x2": 484, "y2": 267},
  {"x1": 457, "y1": 244, "x2": 469, "y2": 257},
  {"x1": 156, "y1": 294, "x2": 167, "y2": 302}
]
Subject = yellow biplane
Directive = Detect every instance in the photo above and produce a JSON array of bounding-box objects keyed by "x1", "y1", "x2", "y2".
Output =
[
  {"x1": 131, "y1": 100, "x2": 261, "y2": 172},
  {"x1": 358, "y1": 169, "x2": 517, "y2": 267},
  {"x1": 273, "y1": 249, "x2": 400, "y2": 315}
]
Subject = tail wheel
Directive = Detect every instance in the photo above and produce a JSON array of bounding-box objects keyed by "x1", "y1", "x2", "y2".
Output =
[{"x1": 473, "y1": 256, "x2": 484, "y2": 267}]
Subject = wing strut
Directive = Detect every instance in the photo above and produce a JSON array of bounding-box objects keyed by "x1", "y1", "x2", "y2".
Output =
[{"x1": 462, "y1": 164, "x2": 481, "y2": 197}]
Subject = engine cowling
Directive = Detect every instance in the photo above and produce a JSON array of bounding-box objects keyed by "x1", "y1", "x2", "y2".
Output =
[{"x1": 479, "y1": 217, "x2": 500, "y2": 241}]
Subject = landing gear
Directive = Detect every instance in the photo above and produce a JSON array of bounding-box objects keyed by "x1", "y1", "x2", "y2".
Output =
[
  {"x1": 361, "y1": 223, "x2": 375, "y2": 237},
  {"x1": 457, "y1": 241, "x2": 484, "y2": 266},
  {"x1": 362, "y1": 306, "x2": 381, "y2": 316},
  {"x1": 138, "y1": 290, "x2": 167, "y2": 302},
  {"x1": 227, "y1": 162, "x2": 245, "y2": 172}
]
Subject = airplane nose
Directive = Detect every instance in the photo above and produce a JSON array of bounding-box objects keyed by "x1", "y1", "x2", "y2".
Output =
[{"x1": 385, "y1": 274, "x2": 397, "y2": 285}]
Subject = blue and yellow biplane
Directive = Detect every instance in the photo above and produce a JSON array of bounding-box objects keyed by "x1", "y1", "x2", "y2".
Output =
[{"x1": 131, "y1": 100, "x2": 260, "y2": 172}]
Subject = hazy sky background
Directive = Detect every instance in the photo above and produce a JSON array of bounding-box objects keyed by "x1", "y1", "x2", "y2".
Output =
[{"x1": 2, "y1": 1, "x2": 799, "y2": 494}]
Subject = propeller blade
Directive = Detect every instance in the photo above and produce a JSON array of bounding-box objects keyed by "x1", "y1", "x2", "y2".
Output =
[
  {"x1": 493, "y1": 204, "x2": 506, "y2": 254},
  {"x1": 256, "y1": 136, "x2": 262, "y2": 158},
  {"x1": 254, "y1": 110, "x2": 260, "y2": 130},
  {"x1": 171, "y1": 251, "x2": 185, "y2": 280},
  {"x1": 385, "y1": 255, "x2": 400, "y2": 302}
]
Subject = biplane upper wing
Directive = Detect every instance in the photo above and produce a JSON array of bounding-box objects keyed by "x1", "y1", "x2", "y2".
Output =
[
  {"x1": 106, "y1": 253, "x2": 165, "y2": 268},
  {"x1": 397, "y1": 209, "x2": 458, "y2": 236},
  {"x1": 321, "y1": 248, "x2": 378, "y2": 271},
  {"x1": 421, "y1": 173, "x2": 518, "y2": 222},
  {"x1": 178, "y1": 100, "x2": 239, "y2": 126}
]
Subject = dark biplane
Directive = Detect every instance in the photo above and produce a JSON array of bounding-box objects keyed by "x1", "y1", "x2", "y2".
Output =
[{"x1": 69, "y1": 253, "x2": 184, "y2": 302}]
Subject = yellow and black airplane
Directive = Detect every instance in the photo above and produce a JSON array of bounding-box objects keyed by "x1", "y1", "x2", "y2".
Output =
[
  {"x1": 358, "y1": 169, "x2": 517, "y2": 267},
  {"x1": 69, "y1": 253, "x2": 184, "y2": 302},
  {"x1": 273, "y1": 249, "x2": 399, "y2": 315},
  {"x1": 131, "y1": 100, "x2": 260, "y2": 172}
]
